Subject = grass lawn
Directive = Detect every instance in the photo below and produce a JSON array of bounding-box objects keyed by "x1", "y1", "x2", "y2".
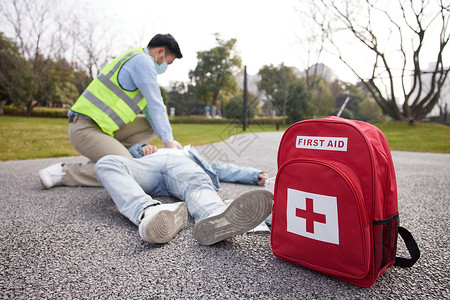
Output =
[
  {"x1": 375, "y1": 122, "x2": 450, "y2": 153},
  {"x1": 0, "y1": 116, "x2": 285, "y2": 161},
  {"x1": 0, "y1": 116, "x2": 448, "y2": 161}
]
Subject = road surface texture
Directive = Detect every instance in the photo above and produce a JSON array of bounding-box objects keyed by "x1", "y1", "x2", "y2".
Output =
[{"x1": 1, "y1": 130, "x2": 449, "y2": 299}]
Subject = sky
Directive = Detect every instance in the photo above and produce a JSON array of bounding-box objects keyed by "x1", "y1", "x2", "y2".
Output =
[
  {"x1": 2, "y1": 0, "x2": 447, "y2": 111},
  {"x1": 80, "y1": 0, "x2": 360, "y2": 87}
]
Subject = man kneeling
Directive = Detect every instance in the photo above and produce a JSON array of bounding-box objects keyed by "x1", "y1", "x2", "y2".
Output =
[{"x1": 95, "y1": 144, "x2": 272, "y2": 245}]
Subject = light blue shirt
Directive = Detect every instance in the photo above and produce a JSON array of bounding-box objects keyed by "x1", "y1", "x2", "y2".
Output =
[
  {"x1": 118, "y1": 47, "x2": 173, "y2": 143},
  {"x1": 70, "y1": 47, "x2": 174, "y2": 143}
]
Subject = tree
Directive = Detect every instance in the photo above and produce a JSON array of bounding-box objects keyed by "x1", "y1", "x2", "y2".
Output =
[
  {"x1": 0, "y1": 0, "x2": 67, "y2": 116},
  {"x1": 330, "y1": 80, "x2": 367, "y2": 118},
  {"x1": 65, "y1": 10, "x2": 119, "y2": 82},
  {"x1": 308, "y1": 75, "x2": 335, "y2": 117},
  {"x1": 168, "y1": 82, "x2": 199, "y2": 116},
  {"x1": 285, "y1": 78, "x2": 312, "y2": 123},
  {"x1": 0, "y1": 33, "x2": 33, "y2": 114},
  {"x1": 189, "y1": 34, "x2": 242, "y2": 108},
  {"x1": 46, "y1": 58, "x2": 83, "y2": 107},
  {"x1": 358, "y1": 97, "x2": 384, "y2": 123},
  {"x1": 302, "y1": 0, "x2": 450, "y2": 121},
  {"x1": 257, "y1": 64, "x2": 298, "y2": 123},
  {"x1": 224, "y1": 92, "x2": 259, "y2": 120},
  {"x1": 0, "y1": 0, "x2": 120, "y2": 114}
]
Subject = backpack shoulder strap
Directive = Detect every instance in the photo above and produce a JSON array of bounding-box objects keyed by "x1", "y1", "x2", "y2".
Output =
[{"x1": 395, "y1": 226, "x2": 420, "y2": 267}]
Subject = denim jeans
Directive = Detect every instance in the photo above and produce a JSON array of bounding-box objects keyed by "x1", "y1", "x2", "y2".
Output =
[{"x1": 95, "y1": 152, "x2": 261, "y2": 226}]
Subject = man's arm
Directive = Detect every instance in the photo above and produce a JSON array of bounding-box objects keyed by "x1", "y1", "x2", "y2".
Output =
[
  {"x1": 128, "y1": 144, "x2": 158, "y2": 158},
  {"x1": 210, "y1": 161, "x2": 267, "y2": 186},
  {"x1": 120, "y1": 52, "x2": 175, "y2": 147}
]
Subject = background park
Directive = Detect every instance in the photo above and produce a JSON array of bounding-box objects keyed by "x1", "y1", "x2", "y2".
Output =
[
  {"x1": 1, "y1": 0, "x2": 449, "y2": 161},
  {"x1": 0, "y1": 1, "x2": 449, "y2": 299}
]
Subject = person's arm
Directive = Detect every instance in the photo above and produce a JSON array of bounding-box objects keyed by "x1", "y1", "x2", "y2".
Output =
[
  {"x1": 128, "y1": 144, "x2": 158, "y2": 158},
  {"x1": 121, "y1": 53, "x2": 175, "y2": 147},
  {"x1": 210, "y1": 161, "x2": 267, "y2": 185}
]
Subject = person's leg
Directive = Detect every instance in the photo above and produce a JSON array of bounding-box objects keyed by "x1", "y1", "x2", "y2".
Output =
[
  {"x1": 56, "y1": 115, "x2": 135, "y2": 187},
  {"x1": 95, "y1": 155, "x2": 161, "y2": 225},
  {"x1": 68, "y1": 115, "x2": 134, "y2": 161},
  {"x1": 40, "y1": 115, "x2": 155, "y2": 188},
  {"x1": 210, "y1": 161, "x2": 261, "y2": 185},
  {"x1": 164, "y1": 155, "x2": 273, "y2": 245},
  {"x1": 113, "y1": 115, "x2": 156, "y2": 148},
  {"x1": 192, "y1": 189, "x2": 273, "y2": 245},
  {"x1": 163, "y1": 155, "x2": 226, "y2": 223},
  {"x1": 62, "y1": 162, "x2": 97, "y2": 187},
  {"x1": 95, "y1": 155, "x2": 187, "y2": 243}
]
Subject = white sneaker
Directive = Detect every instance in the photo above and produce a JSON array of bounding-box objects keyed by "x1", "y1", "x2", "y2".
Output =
[
  {"x1": 38, "y1": 163, "x2": 65, "y2": 189},
  {"x1": 138, "y1": 202, "x2": 188, "y2": 244},
  {"x1": 193, "y1": 189, "x2": 273, "y2": 245}
]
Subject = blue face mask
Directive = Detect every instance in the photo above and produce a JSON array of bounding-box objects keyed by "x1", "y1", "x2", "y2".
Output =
[{"x1": 154, "y1": 50, "x2": 168, "y2": 75}]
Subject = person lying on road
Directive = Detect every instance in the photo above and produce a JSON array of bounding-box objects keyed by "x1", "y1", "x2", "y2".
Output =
[{"x1": 95, "y1": 144, "x2": 272, "y2": 245}]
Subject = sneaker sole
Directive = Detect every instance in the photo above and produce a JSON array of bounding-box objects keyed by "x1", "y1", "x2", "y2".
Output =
[
  {"x1": 139, "y1": 203, "x2": 188, "y2": 244},
  {"x1": 193, "y1": 189, "x2": 273, "y2": 245}
]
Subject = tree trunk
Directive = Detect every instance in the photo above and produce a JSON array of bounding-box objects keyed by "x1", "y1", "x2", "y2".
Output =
[
  {"x1": 306, "y1": 0, "x2": 449, "y2": 123},
  {"x1": 25, "y1": 100, "x2": 37, "y2": 117},
  {"x1": 0, "y1": 100, "x2": 6, "y2": 115}
]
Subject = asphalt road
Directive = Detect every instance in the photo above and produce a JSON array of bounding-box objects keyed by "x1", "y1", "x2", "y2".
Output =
[{"x1": 0, "y1": 131, "x2": 449, "y2": 299}]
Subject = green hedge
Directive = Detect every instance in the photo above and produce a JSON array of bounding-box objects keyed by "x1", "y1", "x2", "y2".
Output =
[
  {"x1": 3, "y1": 106, "x2": 287, "y2": 124},
  {"x1": 3, "y1": 106, "x2": 23, "y2": 116},
  {"x1": 3, "y1": 106, "x2": 69, "y2": 117},
  {"x1": 169, "y1": 115, "x2": 286, "y2": 125}
]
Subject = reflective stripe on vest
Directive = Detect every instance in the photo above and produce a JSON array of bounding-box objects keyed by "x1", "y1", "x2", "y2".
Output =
[
  {"x1": 71, "y1": 48, "x2": 147, "y2": 136},
  {"x1": 96, "y1": 50, "x2": 144, "y2": 116},
  {"x1": 80, "y1": 89, "x2": 126, "y2": 128}
]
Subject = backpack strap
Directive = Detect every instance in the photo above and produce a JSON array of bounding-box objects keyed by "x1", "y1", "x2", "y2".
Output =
[{"x1": 395, "y1": 226, "x2": 420, "y2": 267}]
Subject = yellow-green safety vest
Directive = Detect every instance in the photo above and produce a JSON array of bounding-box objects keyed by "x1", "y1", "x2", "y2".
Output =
[{"x1": 71, "y1": 47, "x2": 148, "y2": 136}]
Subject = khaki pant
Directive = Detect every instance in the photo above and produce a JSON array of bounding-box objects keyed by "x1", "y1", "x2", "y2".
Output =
[{"x1": 62, "y1": 115, "x2": 156, "y2": 187}]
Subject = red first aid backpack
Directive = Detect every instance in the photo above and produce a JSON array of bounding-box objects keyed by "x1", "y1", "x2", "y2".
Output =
[{"x1": 270, "y1": 116, "x2": 419, "y2": 287}]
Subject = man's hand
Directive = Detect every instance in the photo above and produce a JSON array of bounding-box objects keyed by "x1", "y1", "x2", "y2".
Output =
[
  {"x1": 257, "y1": 172, "x2": 268, "y2": 186},
  {"x1": 164, "y1": 141, "x2": 176, "y2": 149},
  {"x1": 142, "y1": 144, "x2": 158, "y2": 156},
  {"x1": 164, "y1": 140, "x2": 183, "y2": 149}
]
